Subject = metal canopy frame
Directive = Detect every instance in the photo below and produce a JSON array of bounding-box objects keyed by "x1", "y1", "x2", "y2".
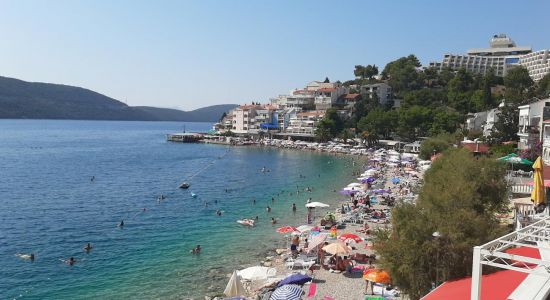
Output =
[{"x1": 471, "y1": 217, "x2": 550, "y2": 300}]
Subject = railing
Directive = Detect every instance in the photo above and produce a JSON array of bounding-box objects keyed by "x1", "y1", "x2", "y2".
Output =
[{"x1": 511, "y1": 184, "x2": 533, "y2": 194}]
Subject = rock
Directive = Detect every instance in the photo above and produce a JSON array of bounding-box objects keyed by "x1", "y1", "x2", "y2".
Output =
[
  {"x1": 263, "y1": 261, "x2": 272, "y2": 267},
  {"x1": 265, "y1": 256, "x2": 273, "y2": 261}
]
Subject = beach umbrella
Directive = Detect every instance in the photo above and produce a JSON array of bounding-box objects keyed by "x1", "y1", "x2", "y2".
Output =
[
  {"x1": 322, "y1": 242, "x2": 352, "y2": 255},
  {"x1": 224, "y1": 270, "x2": 246, "y2": 297},
  {"x1": 269, "y1": 284, "x2": 303, "y2": 300},
  {"x1": 305, "y1": 202, "x2": 329, "y2": 208},
  {"x1": 498, "y1": 153, "x2": 533, "y2": 165},
  {"x1": 296, "y1": 225, "x2": 314, "y2": 233},
  {"x1": 339, "y1": 190, "x2": 356, "y2": 195},
  {"x1": 238, "y1": 266, "x2": 276, "y2": 281},
  {"x1": 277, "y1": 273, "x2": 312, "y2": 287},
  {"x1": 276, "y1": 226, "x2": 298, "y2": 234},
  {"x1": 347, "y1": 182, "x2": 363, "y2": 188},
  {"x1": 363, "y1": 269, "x2": 391, "y2": 284},
  {"x1": 391, "y1": 177, "x2": 400, "y2": 184},
  {"x1": 307, "y1": 233, "x2": 328, "y2": 252},
  {"x1": 338, "y1": 233, "x2": 363, "y2": 243},
  {"x1": 531, "y1": 156, "x2": 546, "y2": 206}
]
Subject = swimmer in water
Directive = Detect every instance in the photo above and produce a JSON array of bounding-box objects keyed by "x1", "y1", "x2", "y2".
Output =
[
  {"x1": 191, "y1": 245, "x2": 201, "y2": 254},
  {"x1": 16, "y1": 253, "x2": 35, "y2": 261},
  {"x1": 271, "y1": 217, "x2": 277, "y2": 224},
  {"x1": 63, "y1": 257, "x2": 76, "y2": 266},
  {"x1": 84, "y1": 243, "x2": 93, "y2": 252},
  {"x1": 292, "y1": 203, "x2": 297, "y2": 212},
  {"x1": 91, "y1": 176, "x2": 95, "y2": 182},
  {"x1": 253, "y1": 198, "x2": 256, "y2": 204},
  {"x1": 266, "y1": 206, "x2": 271, "y2": 213},
  {"x1": 216, "y1": 210, "x2": 222, "y2": 216}
]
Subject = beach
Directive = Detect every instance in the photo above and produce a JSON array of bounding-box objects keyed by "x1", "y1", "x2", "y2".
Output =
[{"x1": 217, "y1": 147, "x2": 423, "y2": 300}]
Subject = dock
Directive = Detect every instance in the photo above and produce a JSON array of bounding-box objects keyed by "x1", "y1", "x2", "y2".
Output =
[{"x1": 166, "y1": 132, "x2": 204, "y2": 143}]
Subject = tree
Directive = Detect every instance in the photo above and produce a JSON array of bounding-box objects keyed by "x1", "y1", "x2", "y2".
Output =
[
  {"x1": 447, "y1": 68, "x2": 474, "y2": 114},
  {"x1": 354, "y1": 65, "x2": 365, "y2": 79},
  {"x1": 357, "y1": 109, "x2": 397, "y2": 139},
  {"x1": 374, "y1": 149, "x2": 509, "y2": 299},
  {"x1": 219, "y1": 112, "x2": 227, "y2": 122},
  {"x1": 504, "y1": 67, "x2": 534, "y2": 104},
  {"x1": 397, "y1": 106, "x2": 432, "y2": 140},
  {"x1": 429, "y1": 108, "x2": 463, "y2": 136},
  {"x1": 418, "y1": 134, "x2": 453, "y2": 160},
  {"x1": 315, "y1": 108, "x2": 343, "y2": 141},
  {"x1": 323, "y1": 77, "x2": 330, "y2": 83},
  {"x1": 364, "y1": 64, "x2": 379, "y2": 80},
  {"x1": 489, "y1": 103, "x2": 519, "y2": 144},
  {"x1": 382, "y1": 55, "x2": 423, "y2": 97},
  {"x1": 536, "y1": 73, "x2": 550, "y2": 98}
]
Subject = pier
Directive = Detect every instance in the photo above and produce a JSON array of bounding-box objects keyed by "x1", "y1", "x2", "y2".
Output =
[{"x1": 166, "y1": 132, "x2": 204, "y2": 143}]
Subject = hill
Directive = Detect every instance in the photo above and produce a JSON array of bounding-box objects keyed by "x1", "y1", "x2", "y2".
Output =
[
  {"x1": 135, "y1": 104, "x2": 238, "y2": 122},
  {"x1": 0, "y1": 76, "x2": 236, "y2": 122}
]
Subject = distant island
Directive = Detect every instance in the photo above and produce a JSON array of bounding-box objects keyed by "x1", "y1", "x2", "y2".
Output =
[{"x1": 0, "y1": 76, "x2": 237, "y2": 122}]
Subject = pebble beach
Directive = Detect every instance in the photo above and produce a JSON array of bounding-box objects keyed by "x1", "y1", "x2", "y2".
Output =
[{"x1": 214, "y1": 146, "x2": 425, "y2": 300}]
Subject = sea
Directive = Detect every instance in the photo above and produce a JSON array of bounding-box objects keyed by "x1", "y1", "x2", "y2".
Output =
[{"x1": 0, "y1": 120, "x2": 360, "y2": 299}]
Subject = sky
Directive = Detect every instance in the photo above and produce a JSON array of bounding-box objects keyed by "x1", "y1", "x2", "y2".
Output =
[{"x1": 0, "y1": 0, "x2": 549, "y2": 110}]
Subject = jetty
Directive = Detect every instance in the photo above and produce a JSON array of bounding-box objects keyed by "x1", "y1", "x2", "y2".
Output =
[{"x1": 166, "y1": 132, "x2": 204, "y2": 143}]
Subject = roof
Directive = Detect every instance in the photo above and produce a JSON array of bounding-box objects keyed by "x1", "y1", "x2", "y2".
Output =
[
  {"x1": 341, "y1": 93, "x2": 360, "y2": 100},
  {"x1": 421, "y1": 270, "x2": 528, "y2": 300},
  {"x1": 318, "y1": 87, "x2": 336, "y2": 92},
  {"x1": 462, "y1": 142, "x2": 490, "y2": 153},
  {"x1": 297, "y1": 111, "x2": 324, "y2": 117}
]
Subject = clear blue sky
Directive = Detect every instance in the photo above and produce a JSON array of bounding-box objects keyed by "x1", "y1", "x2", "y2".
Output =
[{"x1": 0, "y1": 0, "x2": 549, "y2": 110}]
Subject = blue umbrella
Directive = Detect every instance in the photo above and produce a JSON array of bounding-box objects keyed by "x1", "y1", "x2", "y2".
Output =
[
  {"x1": 270, "y1": 284, "x2": 304, "y2": 300},
  {"x1": 391, "y1": 177, "x2": 400, "y2": 184},
  {"x1": 277, "y1": 274, "x2": 312, "y2": 287}
]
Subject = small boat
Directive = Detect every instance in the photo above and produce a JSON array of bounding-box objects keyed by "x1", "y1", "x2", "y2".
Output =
[
  {"x1": 191, "y1": 192, "x2": 198, "y2": 198},
  {"x1": 237, "y1": 219, "x2": 255, "y2": 226},
  {"x1": 179, "y1": 182, "x2": 190, "y2": 189}
]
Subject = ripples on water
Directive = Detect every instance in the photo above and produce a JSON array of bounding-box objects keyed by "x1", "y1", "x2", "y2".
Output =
[{"x1": 0, "y1": 120, "x2": 359, "y2": 299}]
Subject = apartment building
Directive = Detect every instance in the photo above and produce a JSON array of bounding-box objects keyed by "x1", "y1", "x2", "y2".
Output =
[
  {"x1": 517, "y1": 98, "x2": 550, "y2": 150},
  {"x1": 360, "y1": 83, "x2": 393, "y2": 105},
  {"x1": 519, "y1": 50, "x2": 550, "y2": 82},
  {"x1": 285, "y1": 111, "x2": 325, "y2": 136}
]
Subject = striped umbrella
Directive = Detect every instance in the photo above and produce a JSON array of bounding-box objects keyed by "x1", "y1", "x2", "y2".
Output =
[{"x1": 269, "y1": 284, "x2": 303, "y2": 300}]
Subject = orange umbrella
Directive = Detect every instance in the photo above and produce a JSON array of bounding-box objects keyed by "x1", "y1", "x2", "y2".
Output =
[
  {"x1": 276, "y1": 226, "x2": 298, "y2": 234},
  {"x1": 363, "y1": 269, "x2": 391, "y2": 284}
]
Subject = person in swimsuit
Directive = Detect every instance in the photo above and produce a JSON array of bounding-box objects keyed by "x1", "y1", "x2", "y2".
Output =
[{"x1": 84, "y1": 243, "x2": 92, "y2": 252}]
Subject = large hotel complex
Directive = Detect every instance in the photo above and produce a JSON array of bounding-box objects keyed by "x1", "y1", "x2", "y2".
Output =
[{"x1": 430, "y1": 34, "x2": 550, "y2": 80}]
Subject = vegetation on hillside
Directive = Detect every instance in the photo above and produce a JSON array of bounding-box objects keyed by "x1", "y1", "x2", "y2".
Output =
[
  {"x1": 316, "y1": 55, "x2": 550, "y2": 144},
  {"x1": 373, "y1": 149, "x2": 509, "y2": 300}
]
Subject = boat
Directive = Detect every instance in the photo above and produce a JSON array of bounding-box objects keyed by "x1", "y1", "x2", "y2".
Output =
[
  {"x1": 191, "y1": 192, "x2": 198, "y2": 198},
  {"x1": 237, "y1": 219, "x2": 255, "y2": 226},
  {"x1": 179, "y1": 182, "x2": 190, "y2": 189}
]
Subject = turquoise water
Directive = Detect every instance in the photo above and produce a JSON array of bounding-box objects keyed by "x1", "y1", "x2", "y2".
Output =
[{"x1": 0, "y1": 120, "x2": 358, "y2": 299}]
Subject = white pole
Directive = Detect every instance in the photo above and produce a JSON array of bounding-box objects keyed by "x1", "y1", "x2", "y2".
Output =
[{"x1": 471, "y1": 246, "x2": 482, "y2": 300}]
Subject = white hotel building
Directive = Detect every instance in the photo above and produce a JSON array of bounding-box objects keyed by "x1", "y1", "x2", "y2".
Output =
[{"x1": 430, "y1": 34, "x2": 549, "y2": 81}]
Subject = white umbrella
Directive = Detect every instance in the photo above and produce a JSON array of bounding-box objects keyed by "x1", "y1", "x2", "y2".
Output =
[
  {"x1": 305, "y1": 202, "x2": 329, "y2": 208},
  {"x1": 224, "y1": 270, "x2": 246, "y2": 297},
  {"x1": 238, "y1": 266, "x2": 276, "y2": 281},
  {"x1": 296, "y1": 225, "x2": 314, "y2": 232},
  {"x1": 347, "y1": 182, "x2": 363, "y2": 188}
]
